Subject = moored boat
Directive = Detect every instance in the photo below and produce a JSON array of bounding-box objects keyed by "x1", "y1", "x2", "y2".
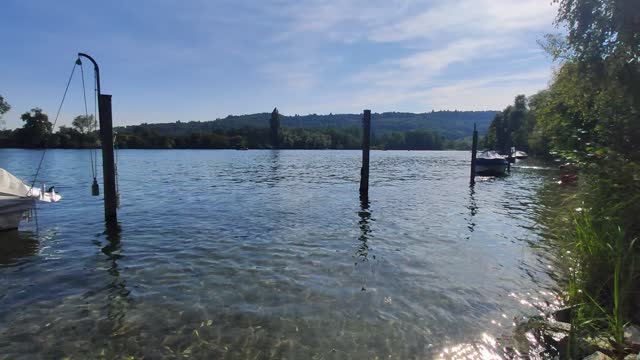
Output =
[
  {"x1": 475, "y1": 151, "x2": 509, "y2": 176},
  {"x1": 514, "y1": 150, "x2": 528, "y2": 159},
  {"x1": 0, "y1": 168, "x2": 61, "y2": 231}
]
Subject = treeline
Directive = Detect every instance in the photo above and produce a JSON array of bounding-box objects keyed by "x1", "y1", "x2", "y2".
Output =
[
  {"x1": 116, "y1": 126, "x2": 449, "y2": 150},
  {"x1": 122, "y1": 110, "x2": 497, "y2": 140},
  {"x1": 0, "y1": 110, "x2": 455, "y2": 150}
]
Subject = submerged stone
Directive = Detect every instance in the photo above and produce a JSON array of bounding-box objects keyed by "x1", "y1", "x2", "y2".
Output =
[
  {"x1": 584, "y1": 351, "x2": 613, "y2": 360},
  {"x1": 624, "y1": 325, "x2": 640, "y2": 349}
]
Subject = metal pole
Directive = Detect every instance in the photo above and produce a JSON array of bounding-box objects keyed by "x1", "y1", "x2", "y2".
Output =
[
  {"x1": 78, "y1": 52, "x2": 117, "y2": 224},
  {"x1": 78, "y1": 53, "x2": 100, "y2": 95},
  {"x1": 470, "y1": 123, "x2": 478, "y2": 185},
  {"x1": 359, "y1": 110, "x2": 371, "y2": 199}
]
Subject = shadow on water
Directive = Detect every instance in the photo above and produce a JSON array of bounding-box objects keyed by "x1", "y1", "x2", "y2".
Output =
[
  {"x1": 356, "y1": 196, "x2": 372, "y2": 262},
  {"x1": 355, "y1": 195, "x2": 375, "y2": 291},
  {"x1": 98, "y1": 223, "x2": 132, "y2": 326},
  {"x1": 467, "y1": 186, "x2": 478, "y2": 234},
  {"x1": 0, "y1": 228, "x2": 39, "y2": 266},
  {"x1": 268, "y1": 149, "x2": 281, "y2": 187}
]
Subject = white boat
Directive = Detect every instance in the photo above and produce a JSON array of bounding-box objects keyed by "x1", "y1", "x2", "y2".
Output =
[
  {"x1": 514, "y1": 150, "x2": 528, "y2": 159},
  {"x1": 0, "y1": 168, "x2": 61, "y2": 231},
  {"x1": 475, "y1": 151, "x2": 509, "y2": 175}
]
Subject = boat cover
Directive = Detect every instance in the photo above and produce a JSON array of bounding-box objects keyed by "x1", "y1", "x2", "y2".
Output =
[
  {"x1": 0, "y1": 168, "x2": 61, "y2": 201},
  {"x1": 0, "y1": 168, "x2": 31, "y2": 198},
  {"x1": 477, "y1": 150, "x2": 505, "y2": 159}
]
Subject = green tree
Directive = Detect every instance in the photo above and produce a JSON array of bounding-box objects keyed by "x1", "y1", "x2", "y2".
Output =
[
  {"x1": 270, "y1": 107, "x2": 280, "y2": 149},
  {"x1": 483, "y1": 95, "x2": 532, "y2": 152},
  {"x1": 0, "y1": 95, "x2": 10, "y2": 128},
  {"x1": 18, "y1": 108, "x2": 52, "y2": 148},
  {"x1": 72, "y1": 114, "x2": 95, "y2": 134}
]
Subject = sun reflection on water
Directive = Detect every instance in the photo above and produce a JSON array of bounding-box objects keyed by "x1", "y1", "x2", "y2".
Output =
[{"x1": 436, "y1": 289, "x2": 563, "y2": 359}]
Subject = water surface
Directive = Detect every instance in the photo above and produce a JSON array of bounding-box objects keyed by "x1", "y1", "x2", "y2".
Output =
[{"x1": 0, "y1": 149, "x2": 562, "y2": 358}]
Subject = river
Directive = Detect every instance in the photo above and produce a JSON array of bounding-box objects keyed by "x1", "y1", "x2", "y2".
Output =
[{"x1": 0, "y1": 149, "x2": 563, "y2": 358}]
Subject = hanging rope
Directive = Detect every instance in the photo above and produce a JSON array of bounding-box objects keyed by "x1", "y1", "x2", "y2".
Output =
[
  {"x1": 28, "y1": 61, "x2": 78, "y2": 195},
  {"x1": 79, "y1": 59, "x2": 98, "y2": 181},
  {"x1": 114, "y1": 130, "x2": 120, "y2": 207},
  {"x1": 93, "y1": 62, "x2": 99, "y2": 169}
]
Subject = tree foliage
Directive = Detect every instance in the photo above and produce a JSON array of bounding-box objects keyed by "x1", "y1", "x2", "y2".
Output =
[
  {"x1": 482, "y1": 95, "x2": 536, "y2": 153},
  {"x1": 72, "y1": 115, "x2": 95, "y2": 134},
  {"x1": 552, "y1": 0, "x2": 640, "y2": 63},
  {"x1": 16, "y1": 108, "x2": 52, "y2": 148},
  {"x1": 0, "y1": 95, "x2": 10, "y2": 128},
  {"x1": 270, "y1": 107, "x2": 280, "y2": 149}
]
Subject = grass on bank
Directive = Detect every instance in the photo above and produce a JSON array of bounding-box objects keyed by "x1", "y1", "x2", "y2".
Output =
[{"x1": 555, "y1": 164, "x2": 640, "y2": 358}]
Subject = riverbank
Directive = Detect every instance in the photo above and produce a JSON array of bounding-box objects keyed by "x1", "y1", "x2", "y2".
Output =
[{"x1": 519, "y1": 158, "x2": 640, "y2": 359}]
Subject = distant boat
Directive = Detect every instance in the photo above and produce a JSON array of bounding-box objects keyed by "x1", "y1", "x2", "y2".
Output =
[
  {"x1": 475, "y1": 151, "x2": 509, "y2": 176},
  {"x1": 514, "y1": 150, "x2": 528, "y2": 159},
  {"x1": 0, "y1": 168, "x2": 61, "y2": 231}
]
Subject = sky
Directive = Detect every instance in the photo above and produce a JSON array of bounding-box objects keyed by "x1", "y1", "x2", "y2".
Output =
[{"x1": 0, "y1": 0, "x2": 559, "y2": 129}]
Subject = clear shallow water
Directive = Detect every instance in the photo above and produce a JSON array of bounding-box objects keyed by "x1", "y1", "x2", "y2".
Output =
[{"x1": 0, "y1": 149, "x2": 562, "y2": 359}]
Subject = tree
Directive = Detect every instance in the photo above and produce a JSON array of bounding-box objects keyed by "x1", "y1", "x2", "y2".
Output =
[
  {"x1": 483, "y1": 95, "x2": 533, "y2": 152},
  {"x1": 548, "y1": 0, "x2": 640, "y2": 108},
  {"x1": 552, "y1": 0, "x2": 639, "y2": 63},
  {"x1": 18, "y1": 108, "x2": 52, "y2": 148},
  {"x1": 537, "y1": 0, "x2": 640, "y2": 162},
  {"x1": 72, "y1": 115, "x2": 95, "y2": 134},
  {"x1": 531, "y1": 1, "x2": 640, "y2": 343},
  {"x1": 270, "y1": 107, "x2": 280, "y2": 149},
  {"x1": 0, "y1": 95, "x2": 10, "y2": 128}
]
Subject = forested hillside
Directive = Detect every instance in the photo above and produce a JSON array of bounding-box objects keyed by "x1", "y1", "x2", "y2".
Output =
[{"x1": 119, "y1": 110, "x2": 497, "y2": 140}]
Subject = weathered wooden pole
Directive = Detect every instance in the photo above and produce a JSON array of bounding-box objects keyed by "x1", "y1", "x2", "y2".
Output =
[
  {"x1": 78, "y1": 53, "x2": 117, "y2": 224},
  {"x1": 359, "y1": 110, "x2": 371, "y2": 199},
  {"x1": 98, "y1": 94, "x2": 118, "y2": 224},
  {"x1": 470, "y1": 123, "x2": 478, "y2": 185}
]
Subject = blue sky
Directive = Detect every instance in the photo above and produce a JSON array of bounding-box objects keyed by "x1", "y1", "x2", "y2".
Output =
[{"x1": 1, "y1": 0, "x2": 558, "y2": 129}]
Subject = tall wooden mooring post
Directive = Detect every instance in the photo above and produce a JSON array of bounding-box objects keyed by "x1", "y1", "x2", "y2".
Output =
[
  {"x1": 359, "y1": 110, "x2": 371, "y2": 199},
  {"x1": 470, "y1": 123, "x2": 478, "y2": 186},
  {"x1": 78, "y1": 53, "x2": 118, "y2": 225}
]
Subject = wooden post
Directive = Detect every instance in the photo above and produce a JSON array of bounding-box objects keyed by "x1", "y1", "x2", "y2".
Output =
[
  {"x1": 470, "y1": 123, "x2": 478, "y2": 185},
  {"x1": 79, "y1": 53, "x2": 118, "y2": 225},
  {"x1": 359, "y1": 110, "x2": 371, "y2": 199},
  {"x1": 99, "y1": 94, "x2": 117, "y2": 224}
]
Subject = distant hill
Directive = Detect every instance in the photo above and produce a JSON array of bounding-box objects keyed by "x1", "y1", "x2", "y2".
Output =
[{"x1": 120, "y1": 110, "x2": 498, "y2": 140}]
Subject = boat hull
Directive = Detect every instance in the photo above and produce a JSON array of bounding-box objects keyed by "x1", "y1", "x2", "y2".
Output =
[
  {"x1": 0, "y1": 196, "x2": 35, "y2": 231},
  {"x1": 475, "y1": 158, "x2": 509, "y2": 176}
]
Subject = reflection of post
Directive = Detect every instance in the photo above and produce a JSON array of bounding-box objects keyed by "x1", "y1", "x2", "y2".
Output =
[
  {"x1": 470, "y1": 123, "x2": 478, "y2": 186},
  {"x1": 101, "y1": 224, "x2": 129, "y2": 326},
  {"x1": 359, "y1": 110, "x2": 371, "y2": 200},
  {"x1": 357, "y1": 197, "x2": 372, "y2": 262},
  {"x1": 268, "y1": 150, "x2": 280, "y2": 187},
  {"x1": 356, "y1": 197, "x2": 373, "y2": 291},
  {"x1": 466, "y1": 186, "x2": 478, "y2": 234}
]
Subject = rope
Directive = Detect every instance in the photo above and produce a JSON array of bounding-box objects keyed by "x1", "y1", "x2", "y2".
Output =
[
  {"x1": 28, "y1": 61, "x2": 77, "y2": 195},
  {"x1": 114, "y1": 131, "x2": 120, "y2": 195},
  {"x1": 79, "y1": 60, "x2": 98, "y2": 180},
  {"x1": 93, "y1": 63, "x2": 99, "y2": 178}
]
